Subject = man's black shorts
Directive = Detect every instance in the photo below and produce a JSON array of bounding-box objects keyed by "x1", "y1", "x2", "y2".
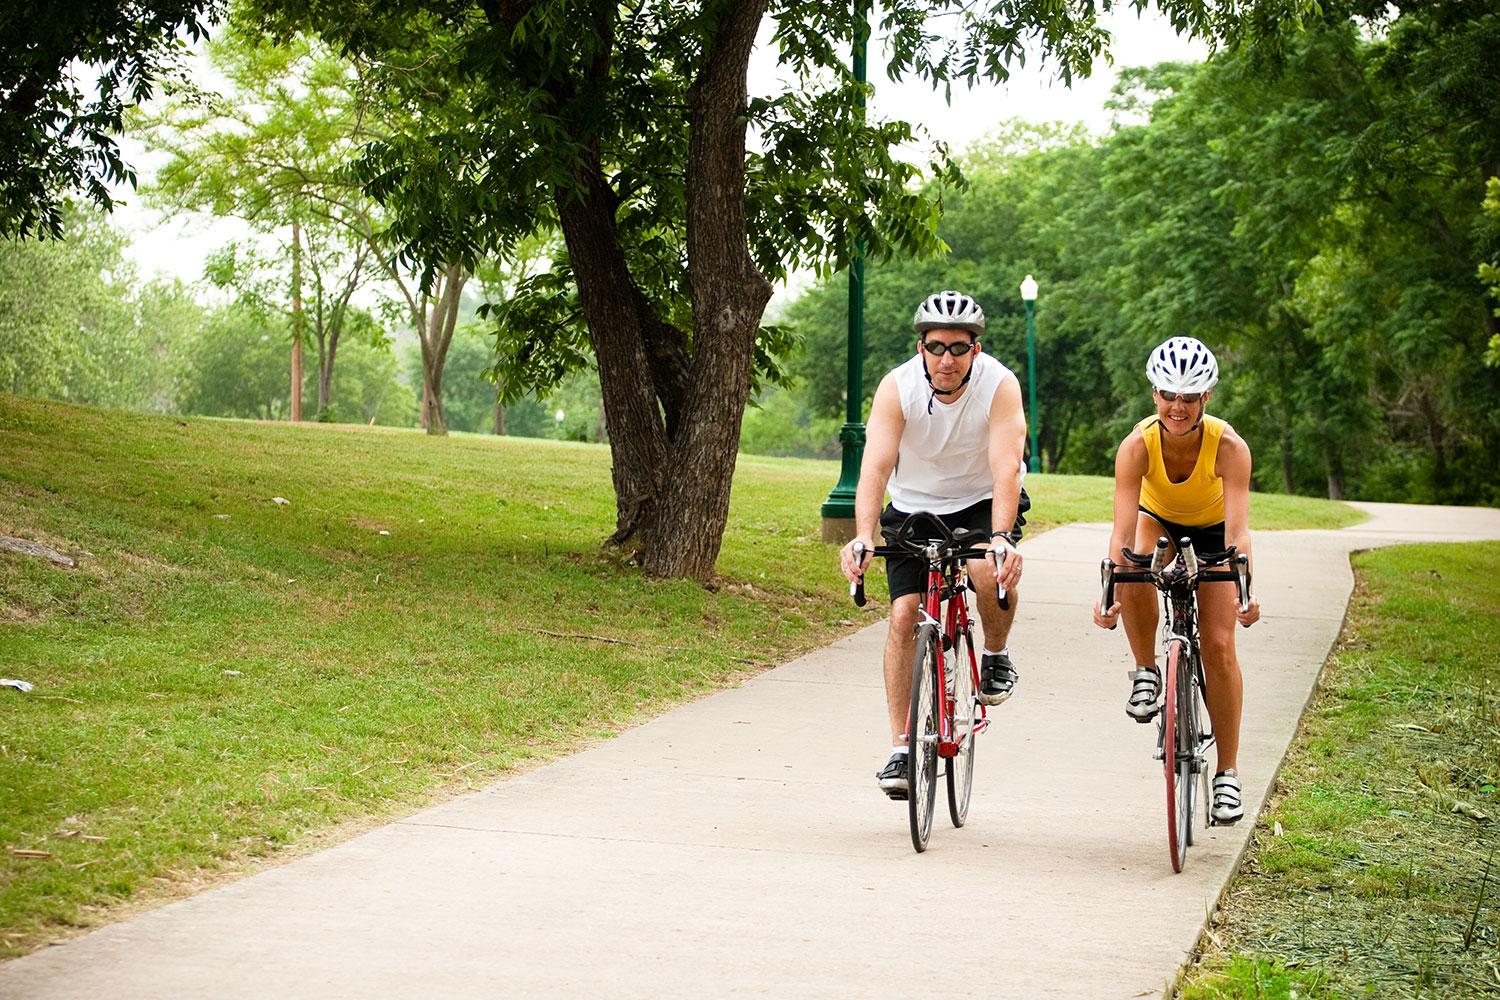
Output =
[
  {"x1": 879, "y1": 490, "x2": 1031, "y2": 601},
  {"x1": 1137, "y1": 507, "x2": 1226, "y2": 555}
]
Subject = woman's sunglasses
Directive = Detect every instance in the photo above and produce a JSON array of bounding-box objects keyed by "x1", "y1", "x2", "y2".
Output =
[
  {"x1": 921, "y1": 340, "x2": 975, "y2": 357},
  {"x1": 1157, "y1": 390, "x2": 1204, "y2": 403}
]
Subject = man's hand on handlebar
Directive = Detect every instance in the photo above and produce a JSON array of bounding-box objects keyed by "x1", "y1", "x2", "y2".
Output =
[
  {"x1": 840, "y1": 537, "x2": 874, "y2": 584},
  {"x1": 987, "y1": 538, "x2": 1023, "y2": 593},
  {"x1": 1094, "y1": 598, "x2": 1122, "y2": 630},
  {"x1": 1236, "y1": 593, "x2": 1261, "y2": 628}
]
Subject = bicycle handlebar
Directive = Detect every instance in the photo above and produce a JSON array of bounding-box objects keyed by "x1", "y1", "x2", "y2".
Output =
[
  {"x1": 849, "y1": 512, "x2": 1010, "y2": 611},
  {"x1": 1099, "y1": 536, "x2": 1251, "y2": 628}
]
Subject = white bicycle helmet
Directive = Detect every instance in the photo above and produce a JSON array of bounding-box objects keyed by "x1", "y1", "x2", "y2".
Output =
[
  {"x1": 1147, "y1": 336, "x2": 1219, "y2": 393},
  {"x1": 913, "y1": 290, "x2": 985, "y2": 336}
]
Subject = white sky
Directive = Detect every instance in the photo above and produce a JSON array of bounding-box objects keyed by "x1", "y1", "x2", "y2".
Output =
[{"x1": 117, "y1": 8, "x2": 1206, "y2": 287}]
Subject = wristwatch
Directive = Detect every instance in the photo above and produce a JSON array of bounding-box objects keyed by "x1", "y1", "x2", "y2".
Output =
[{"x1": 989, "y1": 530, "x2": 1020, "y2": 546}]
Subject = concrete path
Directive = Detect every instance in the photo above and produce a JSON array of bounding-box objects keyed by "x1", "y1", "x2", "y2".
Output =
[{"x1": 4, "y1": 502, "x2": 1498, "y2": 999}]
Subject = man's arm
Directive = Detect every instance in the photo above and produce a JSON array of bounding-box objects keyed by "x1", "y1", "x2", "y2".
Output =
[
  {"x1": 985, "y1": 375, "x2": 1027, "y2": 589},
  {"x1": 839, "y1": 374, "x2": 903, "y2": 583},
  {"x1": 1216, "y1": 429, "x2": 1260, "y2": 625}
]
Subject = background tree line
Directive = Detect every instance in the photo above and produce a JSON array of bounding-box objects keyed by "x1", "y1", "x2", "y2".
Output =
[{"x1": 785, "y1": 6, "x2": 1500, "y2": 505}]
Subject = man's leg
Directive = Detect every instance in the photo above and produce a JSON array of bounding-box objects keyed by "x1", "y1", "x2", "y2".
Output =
[
  {"x1": 968, "y1": 553, "x2": 1018, "y2": 704},
  {"x1": 968, "y1": 552, "x2": 1018, "y2": 652},
  {"x1": 883, "y1": 593, "x2": 922, "y2": 744}
]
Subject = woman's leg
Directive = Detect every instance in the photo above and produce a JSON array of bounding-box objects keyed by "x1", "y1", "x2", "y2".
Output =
[{"x1": 1195, "y1": 581, "x2": 1244, "y2": 773}]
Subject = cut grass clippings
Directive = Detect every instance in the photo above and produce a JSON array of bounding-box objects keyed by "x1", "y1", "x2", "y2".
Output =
[
  {"x1": 1179, "y1": 541, "x2": 1500, "y2": 1000},
  {"x1": 0, "y1": 394, "x2": 1359, "y2": 956}
]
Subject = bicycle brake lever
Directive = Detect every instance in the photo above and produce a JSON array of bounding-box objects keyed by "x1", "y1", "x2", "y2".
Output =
[
  {"x1": 989, "y1": 547, "x2": 1010, "y2": 611},
  {"x1": 850, "y1": 541, "x2": 868, "y2": 608}
]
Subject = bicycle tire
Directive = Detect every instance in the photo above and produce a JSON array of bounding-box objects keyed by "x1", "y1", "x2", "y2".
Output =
[
  {"x1": 908, "y1": 624, "x2": 941, "y2": 853},
  {"x1": 1179, "y1": 647, "x2": 1198, "y2": 850},
  {"x1": 1163, "y1": 640, "x2": 1187, "y2": 873},
  {"x1": 946, "y1": 601, "x2": 977, "y2": 828}
]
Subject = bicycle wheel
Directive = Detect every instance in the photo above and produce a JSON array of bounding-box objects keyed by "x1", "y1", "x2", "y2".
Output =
[
  {"x1": 1178, "y1": 648, "x2": 1199, "y2": 849},
  {"x1": 907, "y1": 624, "x2": 941, "y2": 852},
  {"x1": 946, "y1": 603, "x2": 977, "y2": 828},
  {"x1": 1162, "y1": 640, "x2": 1188, "y2": 873}
]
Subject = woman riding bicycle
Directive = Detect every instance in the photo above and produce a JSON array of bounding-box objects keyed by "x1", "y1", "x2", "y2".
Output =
[{"x1": 1092, "y1": 336, "x2": 1261, "y2": 824}]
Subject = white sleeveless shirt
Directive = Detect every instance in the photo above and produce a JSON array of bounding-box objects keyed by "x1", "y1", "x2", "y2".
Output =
[{"x1": 887, "y1": 351, "x2": 1015, "y2": 515}]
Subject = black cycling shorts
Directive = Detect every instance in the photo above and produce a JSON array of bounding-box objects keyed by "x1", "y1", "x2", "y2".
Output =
[
  {"x1": 880, "y1": 489, "x2": 1031, "y2": 601},
  {"x1": 1137, "y1": 507, "x2": 1226, "y2": 556}
]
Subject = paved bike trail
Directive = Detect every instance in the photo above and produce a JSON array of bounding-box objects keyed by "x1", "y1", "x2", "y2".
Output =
[{"x1": 3, "y1": 502, "x2": 1498, "y2": 999}]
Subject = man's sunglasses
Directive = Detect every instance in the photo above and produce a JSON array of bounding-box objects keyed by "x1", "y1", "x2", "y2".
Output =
[
  {"x1": 920, "y1": 340, "x2": 975, "y2": 357},
  {"x1": 1157, "y1": 389, "x2": 1204, "y2": 403}
]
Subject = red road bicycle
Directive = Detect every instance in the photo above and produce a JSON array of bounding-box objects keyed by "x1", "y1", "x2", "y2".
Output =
[
  {"x1": 1101, "y1": 537, "x2": 1251, "y2": 872},
  {"x1": 852, "y1": 511, "x2": 1005, "y2": 853}
]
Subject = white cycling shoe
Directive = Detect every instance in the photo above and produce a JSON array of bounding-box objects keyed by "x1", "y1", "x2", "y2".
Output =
[
  {"x1": 1125, "y1": 667, "x2": 1161, "y2": 722},
  {"x1": 1212, "y1": 769, "x2": 1244, "y2": 824}
]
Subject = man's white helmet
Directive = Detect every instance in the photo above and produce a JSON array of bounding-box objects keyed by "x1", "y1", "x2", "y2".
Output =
[
  {"x1": 1147, "y1": 336, "x2": 1219, "y2": 393},
  {"x1": 913, "y1": 290, "x2": 985, "y2": 336}
]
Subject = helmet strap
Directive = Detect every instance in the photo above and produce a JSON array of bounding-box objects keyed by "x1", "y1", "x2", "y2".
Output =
[{"x1": 922, "y1": 358, "x2": 971, "y2": 414}]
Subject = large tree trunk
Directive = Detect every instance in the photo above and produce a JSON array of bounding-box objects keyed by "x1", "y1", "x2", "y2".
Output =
[
  {"x1": 556, "y1": 173, "x2": 671, "y2": 541},
  {"x1": 638, "y1": 0, "x2": 772, "y2": 579}
]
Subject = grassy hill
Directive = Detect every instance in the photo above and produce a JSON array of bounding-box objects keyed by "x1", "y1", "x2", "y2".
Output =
[{"x1": 0, "y1": 394, "x2": 1362, "y2": 954}]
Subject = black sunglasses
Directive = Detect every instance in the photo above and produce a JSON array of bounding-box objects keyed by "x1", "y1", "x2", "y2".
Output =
[
  {"x1": 921, "y1": 340, "x2": 975, "y2": 357},
  {"x1": 1157, "y1": 389, "x2": 1204, "y2": 403}
]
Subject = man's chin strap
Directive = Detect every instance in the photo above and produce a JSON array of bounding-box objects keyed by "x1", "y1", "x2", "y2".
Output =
[{"x1": 922, "y1": 360, "x2": 971, "y2": 414}]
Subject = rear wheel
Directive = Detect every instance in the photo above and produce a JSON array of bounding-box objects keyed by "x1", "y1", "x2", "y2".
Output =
[
  {"x1": 1163, "y1": 640, "x2": 1188, "y2": 873},
  {"x1": 908, "y1": 625, "x2": 941, "y2": 852},
  {"x1": 946, "y1": 606, "x2": 977, "y2": 828}
]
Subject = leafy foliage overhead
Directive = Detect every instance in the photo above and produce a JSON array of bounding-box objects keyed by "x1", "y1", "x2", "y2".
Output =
[{"x1": 0, "y1": 0, "x2": 224, "y2": 238}]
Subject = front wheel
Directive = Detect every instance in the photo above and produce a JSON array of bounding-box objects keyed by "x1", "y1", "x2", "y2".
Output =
[
  {"x1": 1163, "y1": 640, "x2": 1189, "y2": 873},
  {"x1": 946, "y1": 605, "x2": 977, "y2": 828},
  {"x1": 908, "y1": 624, "x2": 941, "y2": 852},
  {"x1": 1178, "y1": 648, "x2": 1199, "y2": 849}
]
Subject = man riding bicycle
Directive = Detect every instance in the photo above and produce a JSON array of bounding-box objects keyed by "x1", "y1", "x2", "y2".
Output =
[
  {"x1": 838, "y1": 290, "x2": 1029, "y2": 800},
  {"x1": 1092, "y1": 336, "x2": 1261, "y2": 823}
]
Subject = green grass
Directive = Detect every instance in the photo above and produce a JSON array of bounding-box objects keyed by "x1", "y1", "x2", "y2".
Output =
[
  {"x1": 1179, "y1": 542, "x2": 1500, "y2": 1000},
  {"x1": 0, "y1": 395, "x2": 1360, "y2": 955}
]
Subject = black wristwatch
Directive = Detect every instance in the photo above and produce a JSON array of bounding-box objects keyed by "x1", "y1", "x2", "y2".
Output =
[{"x1": 989, "y1": 530, "x2": 1020, "y2": 546}]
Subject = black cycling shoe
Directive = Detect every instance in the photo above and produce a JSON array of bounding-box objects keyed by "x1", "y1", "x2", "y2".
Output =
[
  {"x1": 876, "y1": 753, "x2": 909, "y2": 800},
  {"x1": 978, "y1": 652, "x2": 1018, "y2": 706}
]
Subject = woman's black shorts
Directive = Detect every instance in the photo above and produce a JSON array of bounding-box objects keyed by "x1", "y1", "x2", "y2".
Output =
[
  {"x1": 1137, "y1": 507, "x2": 1226, "y2": 555},
  {"x1": 879, "y1": 490, "x2": 1031, "y2": 601}
]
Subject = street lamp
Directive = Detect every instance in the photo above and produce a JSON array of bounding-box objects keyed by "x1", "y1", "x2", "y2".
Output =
[
  {"x1": 819, "y1": 0, "x2": 872, "y2": 542},
  {"x1": 1020, "y1": 275, "x2": 1040, "y2": 473}
]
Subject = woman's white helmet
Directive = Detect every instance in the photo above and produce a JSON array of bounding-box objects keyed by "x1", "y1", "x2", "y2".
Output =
[
  {"x1": 1147, "y1": 336, "x2": 1219, "y2": 394},
  {"x1": 913, "y1": 290, "x2": 985, "y2": 336}
]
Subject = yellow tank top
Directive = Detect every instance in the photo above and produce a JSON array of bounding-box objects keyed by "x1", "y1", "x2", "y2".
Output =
[{"x1": 1136, "y1": 414, "x2": 1227, "y2": 526}]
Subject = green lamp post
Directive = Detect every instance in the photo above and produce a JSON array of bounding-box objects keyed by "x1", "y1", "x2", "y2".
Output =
[
  {"x1": 819, "y1": 1, "x2": 871, "y2": 542},
  {"x1": 1020, "y1": 274, "x2": 1040, "y2": 473}
]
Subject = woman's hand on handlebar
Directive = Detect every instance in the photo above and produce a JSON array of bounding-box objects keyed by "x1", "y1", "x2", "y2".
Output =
[{"x1": 840, "y1": 537, "x2": 874, "y2": 584}]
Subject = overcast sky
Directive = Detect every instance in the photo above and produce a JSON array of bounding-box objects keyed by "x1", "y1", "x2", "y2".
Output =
[{"x1": 118, "y1": 9, "x2": 1207, "y2": 286}]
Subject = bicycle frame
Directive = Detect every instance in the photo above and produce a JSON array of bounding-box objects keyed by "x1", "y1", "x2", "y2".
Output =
[{"x1": 915, "y1": 542, "x2": 989, "y2": 759}]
